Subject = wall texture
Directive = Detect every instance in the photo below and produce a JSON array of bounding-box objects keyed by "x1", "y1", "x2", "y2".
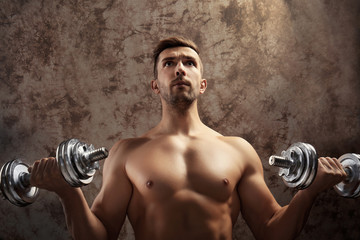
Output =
[{"x1": 0, "y1": 0, "x2": 359, "y2": 239}]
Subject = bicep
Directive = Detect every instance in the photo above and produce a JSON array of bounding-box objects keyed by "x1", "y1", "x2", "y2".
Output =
[
  {"x1": 237, "y1": 145, "x2": 280, "y2": 238},
  {"x1": 91, "y1": 141, "x2": 133, "y2": 240}
]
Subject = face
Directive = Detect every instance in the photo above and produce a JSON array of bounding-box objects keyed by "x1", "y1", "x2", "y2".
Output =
[{"x1": 151, "y1": 47, "x2": 207, "y2": 107}]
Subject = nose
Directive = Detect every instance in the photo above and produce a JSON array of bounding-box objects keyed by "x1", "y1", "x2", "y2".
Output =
[{"x1": 176, "y1": 62, "x2": 186, "y2": 76}]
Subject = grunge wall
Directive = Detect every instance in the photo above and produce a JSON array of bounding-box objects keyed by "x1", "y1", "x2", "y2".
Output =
[{"x1": 0, "y1": 0, "x2": 359, "y2": 239}]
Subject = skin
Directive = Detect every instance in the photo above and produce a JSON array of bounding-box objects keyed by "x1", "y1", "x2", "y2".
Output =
[{"x1": 29, "y1": 46, "x2": 347, "y2": 240}]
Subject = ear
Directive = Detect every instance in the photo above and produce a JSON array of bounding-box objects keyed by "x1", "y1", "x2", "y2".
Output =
[
  {"x1": 151, "y1": 79, "x2": 160, "y2": 94},
  {"x1": 199, "y1": 79, "x2": 207, "y2": 94}
]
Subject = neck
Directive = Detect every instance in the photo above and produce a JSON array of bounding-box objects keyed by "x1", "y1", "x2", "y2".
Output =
[{"x1": 157, "y1": 99, "x2": 204, "y2": 135}]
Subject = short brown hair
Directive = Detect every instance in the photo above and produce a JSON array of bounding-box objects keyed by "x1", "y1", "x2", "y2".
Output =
[{"x1": 153, "y1": 37, "x2": 200, "y2": 78}]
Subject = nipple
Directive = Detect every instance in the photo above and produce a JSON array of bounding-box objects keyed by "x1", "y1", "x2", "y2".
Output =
[
  {"x1": 146, "y1": 180, "x2": 153, "y2": 188},
  {"x1": 223, "y1": 178, "x2": 229, "y2": 185}
]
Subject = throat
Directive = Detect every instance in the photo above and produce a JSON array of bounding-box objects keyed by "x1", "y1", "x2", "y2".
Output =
[
  {"x1": 158, "y1": 100, "x2": 205, "y2": 135},
  {"x1": 167, "y1": 99, "x2": 194, "y2": 116}
]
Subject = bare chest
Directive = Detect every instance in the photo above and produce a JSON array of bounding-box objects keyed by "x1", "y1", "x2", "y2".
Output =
[{"x1": 125, "y1": 136, "x2": 242, "y2": 202}]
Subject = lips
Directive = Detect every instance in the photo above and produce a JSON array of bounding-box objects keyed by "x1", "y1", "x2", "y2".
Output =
[{"x1": 172, "y1": 80, "x2": 190, "y2": 87}]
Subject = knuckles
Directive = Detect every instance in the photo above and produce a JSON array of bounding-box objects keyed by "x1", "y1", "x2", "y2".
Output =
[
  {"x1": 30, "y1": 157, "x2": 58, "y2": 187},
  {"x1": 317, "y1": 156, "x2": 347, "y2": 184}
]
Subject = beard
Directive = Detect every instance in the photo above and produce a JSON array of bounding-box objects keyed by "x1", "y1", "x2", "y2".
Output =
[
  {"x1": 159, "y1": 77, "x2": 198, "y2": 112},
  {"x1": 168, "y1": 91, "x2": 196, "y2": 109}
]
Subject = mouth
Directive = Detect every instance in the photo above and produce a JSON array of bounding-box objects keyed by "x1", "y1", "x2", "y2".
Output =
[{"x1": 172, "y1": 79, "x2": 190, "y2": 87}]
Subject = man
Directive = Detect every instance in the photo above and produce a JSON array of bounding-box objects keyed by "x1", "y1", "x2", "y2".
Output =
[{"x1": 30, "y1": 37, "x2": 346, "y2": 240}]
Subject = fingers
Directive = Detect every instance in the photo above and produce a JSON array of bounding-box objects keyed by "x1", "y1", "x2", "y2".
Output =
[
  {"x1": 318, "y1": 157, "x2": 347, "y2": 181},
  {"x1": 30, "y1": 157, "x2": 57, "y2": 186},
  {"x1": 30, "y1": 158, "x2": 43, "y2": 186},
  {"x1": 319, "y1": 157, "x2": 339, "y2": 171},
  {"x1": 43, "y1": 157, "x2": 55, "y2": 175},
  {"x1": 28, "y1": 157, "x2": 72, "y2": 194},
  {"x1": 329, "y1": 157, "x2": 348, "y2": 178},
  {"x1": 318, "y1": 157, "x2": 331, "y2": 170},
  {"x1": 319, "y1": 157, "x2": 344, "y2": 172}
]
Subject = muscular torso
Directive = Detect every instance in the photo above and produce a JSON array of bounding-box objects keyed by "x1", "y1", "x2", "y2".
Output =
[{"x1": 122, "y1": 133, "x2": 246, "y2": 240}]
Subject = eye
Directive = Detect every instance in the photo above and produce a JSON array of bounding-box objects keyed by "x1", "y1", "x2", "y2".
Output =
[
  {"x1": 164, "y1": 61, "x2": 173, "y2": 67},
  {"x1": 186, "y1": 61, "x2": 195, "y2": 67}
]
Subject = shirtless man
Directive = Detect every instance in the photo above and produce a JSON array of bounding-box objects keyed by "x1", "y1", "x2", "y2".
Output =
[{"x1": 30, "y1": 37, "x2": 347, "y2": 240}]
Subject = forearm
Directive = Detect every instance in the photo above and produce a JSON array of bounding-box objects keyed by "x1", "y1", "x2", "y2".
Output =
[
  {"x1": 58, "y1": 188, "x2": 108, "y2": 240},
  {"x1": 264, "y1": 189, "x2": 317, "y2": 240}
]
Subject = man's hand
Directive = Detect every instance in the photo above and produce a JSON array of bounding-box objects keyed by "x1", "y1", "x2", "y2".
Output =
[
  {"x1": 306, "y1": 157, "x2": 347, "y2": 195},
  {"x1": 28, "y1": 157, "x2": 73, "y2": 196}
]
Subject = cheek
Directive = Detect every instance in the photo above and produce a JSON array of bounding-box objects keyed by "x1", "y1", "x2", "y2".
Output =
[
  {"x1": 158, "y1": 70, "x2": 172, "y2": 81},
  {"x1": 158, "y1": 81, "x2": 170, "y2": 94},
  {"x1": 190, "y1": 72, "x2": 202, "y2": 87}
]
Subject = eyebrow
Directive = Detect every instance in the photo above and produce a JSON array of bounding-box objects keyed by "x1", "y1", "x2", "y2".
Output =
[{"x1": 161, "y1": 55, "x2": 197, "y2": 63}]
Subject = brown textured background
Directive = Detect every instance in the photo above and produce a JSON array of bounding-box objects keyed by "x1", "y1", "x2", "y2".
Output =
[{"x1": 1, "y1": 0, "x2": 359, "y2": 239}]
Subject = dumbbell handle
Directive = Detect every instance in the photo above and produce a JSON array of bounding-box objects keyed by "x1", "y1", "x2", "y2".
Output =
[
  {"x1": 269, "y1": 155, "x2": 353, "y2": 182},
  {"x1": 9, "y1": 147, "x2": 108, "y2": 189},
  {"x1": 269, "y1": 156, "x2": 293, "y2": 168},
  {"x1": 83, "y1": 147, "x2": 109, "y2": 163}
]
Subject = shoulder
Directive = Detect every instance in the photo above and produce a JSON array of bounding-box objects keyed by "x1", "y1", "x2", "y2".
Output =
[
  {"x1": 104, "y1": 137, "x2": 151, "y2": 171},
  {"x1": 109, "y1": 137, "x2": 151, "y2": 156},
  {"x1": 218, "y1": 136, "x2": 254, "y2": 154},
  {"x1": 219, "y1": 136, "x2": 263, "y2": 173}
]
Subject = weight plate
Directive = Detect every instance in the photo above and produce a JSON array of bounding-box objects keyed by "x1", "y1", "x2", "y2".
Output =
[
  {"x1": 4, "y1": 160, "x2": 27, "y2": 206},
  {"x1": 296, "y1": 143, "x2": 317, "y2": 189},
  {"x1": 65, "y1": 139, "x2": 83, "y2": 186},
  {"x1": 57, "y1": 139, "x2": 79, "y2": 186},
  {"x1": 0, "y1": 159, "x2": 38, "y2": 207},
  {"x1": 334, "y1": 153, "x2": 360, "y2": 198},
  {"x1": 280, "y1": 143, "x2": 317, "y2": 189},
  {"x1": 71, "y1": 141, "x2": 94, "y2": 185},
  {"x1": 56, "y1": 139, "x2": 95, "y2": 187},
  {"x1": 73, "y1": 141, "x2": 95, "y2": 181},
  {"x1": 57, "y1": 140, "x2": 76, "y2": 186},
  {"x1": 56, "y1": 138, "x2": 107, "y2": 187},
  {"x1": 281, "y1": 144, "x2": 306, "y2": 188}
]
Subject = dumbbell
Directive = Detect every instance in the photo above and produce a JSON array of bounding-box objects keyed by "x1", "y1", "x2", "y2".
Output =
[
  {"x1": 0, "y1": 138, "x2": 108, "y2": 207},
  {"x1": 269, "y1": 142, "x2": 360, "y2": 198}
]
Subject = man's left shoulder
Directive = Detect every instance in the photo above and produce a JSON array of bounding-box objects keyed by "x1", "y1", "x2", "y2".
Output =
[
  {"x1": 217, "y1": 135, "x2": 252, "y2": 149},
  {"x1": 218, "y1": 136, "x2": 262, "y2": 167}
]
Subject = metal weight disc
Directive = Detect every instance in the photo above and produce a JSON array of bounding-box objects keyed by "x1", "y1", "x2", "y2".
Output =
[
  {"x1": 72, "y1": 141, "x2": 96, "y2": 184},
  {"x1": 296, "y1": 143, "x2": 318, "y2": 189},
  {"x1": 67, "y1": 139, "x2": 95, "y2": 187},
  {"x1": 334, "y1": 153, "x2": 360, "y2": 198},
  {"x1": 0, "y1": 159, "x2": 39, "y2": 207},
  {"x1": 281, "y1": 143, "x2": 317, "y2": 189},
  {"x1": 64, "y1": 139, "x2": 84, "y2": 186},
  {"x1": 57, "y1": 139, "x2": 81, "y2": 186},
  {"x1": 280, "y1": 145, "x2": 305, "y2": 188},
  {"x1": 56, "y1": 139, "x2": 95, "y2": 187},
  {"x1": 56, "y1": 140, "x2": 76, "y2": 186}
]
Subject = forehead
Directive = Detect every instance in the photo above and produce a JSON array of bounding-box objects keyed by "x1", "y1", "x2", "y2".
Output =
[{"x1": 158, "y1": 47, "x2": 200, "y2": 62}]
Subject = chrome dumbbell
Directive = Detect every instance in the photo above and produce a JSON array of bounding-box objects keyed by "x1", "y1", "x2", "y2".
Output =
[
  {"x1": 0, "y1": 138, "x2": 108, "y2": 207},
  {"x1": 269, "y1": 142, "x2": 360, "y2": 198}
]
